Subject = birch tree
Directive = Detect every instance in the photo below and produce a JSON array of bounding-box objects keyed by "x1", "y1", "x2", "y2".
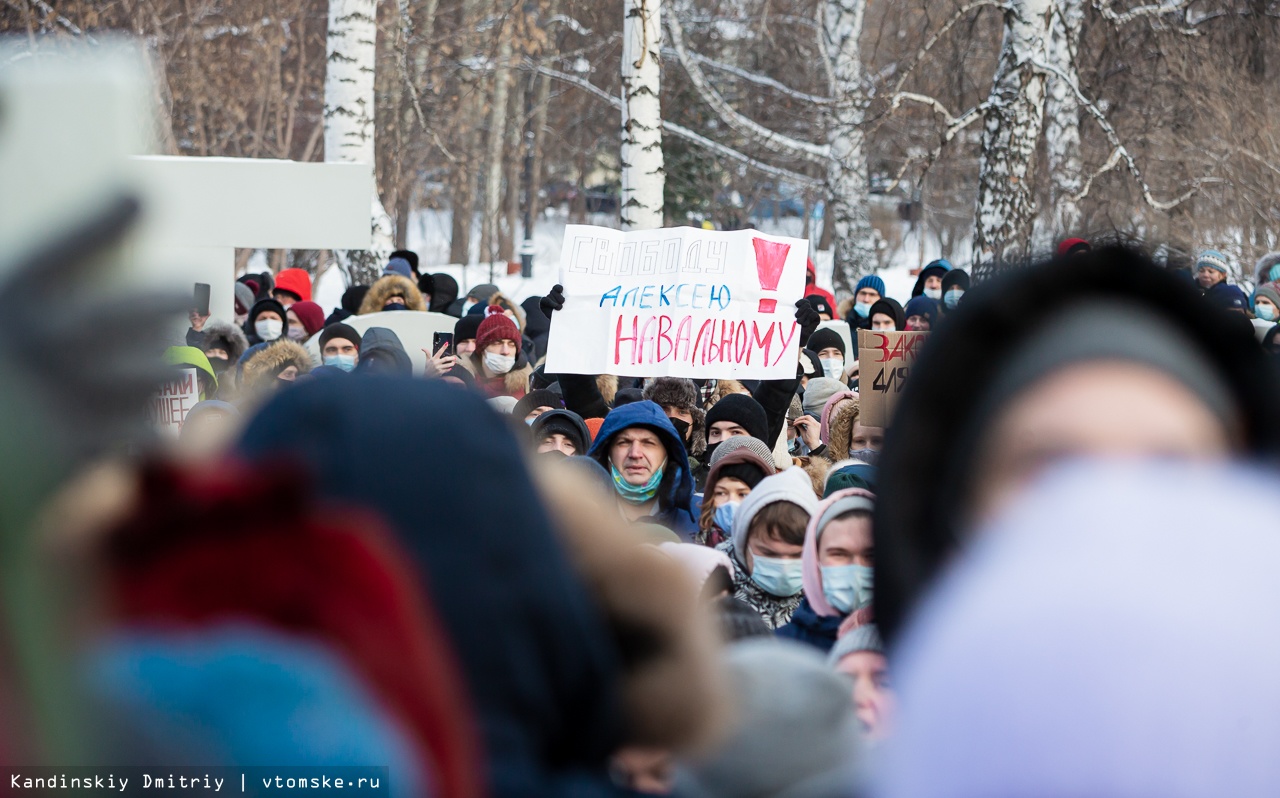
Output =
[
  {"x1": 664, "y1": 1, "x2": 879, "y2": 290},
  {"x1": 822, "y1": 0, "x2": 878, "y2": 294},
  {"x1": 325, "y1": 0, "x2": 394, "y2": 285},
  {"x1": 972, "y1": 0, "x2": 1053, "y2": 263},
  {"x1": 1041, "y1": 0, "x2": 1084, "y2": 238},
  {"x1": 621, "y1": 0, "x2": 665, "y2": 230}
]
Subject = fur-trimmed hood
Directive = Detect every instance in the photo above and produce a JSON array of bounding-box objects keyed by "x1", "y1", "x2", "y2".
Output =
[
  {"x1": 824, "y1": 395, "x2": 861, "y2": 462},
  {"x1": 359, "y1": 275, "x2": 427, "y2": 315},
  {"x1": 1256, "y1": 252, "x2": 1280, "y2": 286},
  {"x1": 201, "y1": 318, "x2": 250, "y2": 364},
  {"x1": 241, "y1": 340, "x2": 314, "y2": 395}
]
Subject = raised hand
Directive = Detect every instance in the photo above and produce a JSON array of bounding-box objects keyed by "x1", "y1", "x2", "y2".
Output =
[{"x1": 795, "y1": 298, "x2": 821, "y2": 348}]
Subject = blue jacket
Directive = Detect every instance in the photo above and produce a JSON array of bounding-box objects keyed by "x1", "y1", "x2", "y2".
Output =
[
  {"x1": 775, "y1": 597, "x2": 843, "y2": 653},
  {"x1": 588, "y1": 400, "x2": 698, "y2": 539}
]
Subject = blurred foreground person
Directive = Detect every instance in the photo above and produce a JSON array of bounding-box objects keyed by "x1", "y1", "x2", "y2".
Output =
[
  {"x1": 87, "y1": 461, "x2": 480, "y2": 798},
  {"x1": 235, "y1": 378, "x2": 631, "y2": 796},
  {"x1": 829, "y1": 625, "x2": 892, "y2": 743},
  {"x1": 534, "y1": 461, "x2": 727, "y2": 796},
  {"x1": 876, "y1": 462, "x2": 1280, "y2": 798},
  {"x1": 676, "y1": 639, "x2": 862, "y2": 798},
  {"x1": 875, "y1": 245, "x2": 1280, "y2": 642}
]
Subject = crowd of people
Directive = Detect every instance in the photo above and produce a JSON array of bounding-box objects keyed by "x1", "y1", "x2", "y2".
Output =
[{"x1": 20, "y1": 234, "x2": 1280, "y2": 797}]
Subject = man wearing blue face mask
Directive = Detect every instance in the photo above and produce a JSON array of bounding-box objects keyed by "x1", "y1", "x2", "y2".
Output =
[
  {"x1": 588, "y1": 400, "x2": 699, "y2": 539},
  {"x1": 777, "y1": 489, "x2": 875, "y2": 651},
  {"x1": 318, "y1": 323, "x2": 361, "y2": 373},
  {"x1": 715, "y1": 468, "x2": 819, "y2": 629},
  {"x1": 848, "y1": 275, "x2": 885, "y2": 331}
]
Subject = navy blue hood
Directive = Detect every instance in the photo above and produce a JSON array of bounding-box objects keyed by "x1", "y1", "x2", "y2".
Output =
[
  {"x1": 587, "y1": 400, "x2": 695, "y2": 527},
  {"x1": 235, "y1": 377, "x2": 624, "y2": 796}
]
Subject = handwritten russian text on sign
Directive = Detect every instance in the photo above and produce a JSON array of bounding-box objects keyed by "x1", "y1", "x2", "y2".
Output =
[
  {"x1": 545, "y1": 226, "x2": 809, "y2": 378},
  {"x1": 146, "y1": 368, "x2": 199, "y2": 435},
  {"x1": 857, "y1": 330, "x2": 928, "y2": 426}
]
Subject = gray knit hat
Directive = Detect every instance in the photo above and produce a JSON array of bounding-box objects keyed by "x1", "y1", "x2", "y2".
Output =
[
  {"x1": 802, "y1": 378, "x2": 847, "y2": 416},
  {"x1": 676, "y1": 639, "x2": 862, "y2": 798},
  {"x1": 731, "y1": 467, "x2": 820, "y2": 556},
  {"x1": 709, "y1": 435, "x2": 777, "y2": 469},
  {"x1": 828, "y1": 623, "x2": 884, "y2": 666},
  {"x1": 234, "y1": 282, "x2": 255, "y2": 315}
]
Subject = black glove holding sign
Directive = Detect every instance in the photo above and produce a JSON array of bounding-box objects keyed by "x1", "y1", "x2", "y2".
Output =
[
  {"x1": 540, "y1": 285, "x2": 566, "y2": 319},
  {"x1": 794, "y1": 298, "x2": 821, "y2": 349}
]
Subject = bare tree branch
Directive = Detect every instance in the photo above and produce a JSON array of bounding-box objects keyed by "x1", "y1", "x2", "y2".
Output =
[
  {"x1": 1070, "y1": 146, "x2": 1124, "y2": 202},
  {"x1": 665, "y1": 10, "x2": 831, "y2": 164},
  {"x1": 535, "y1": 64, "x2": 821, "y2": 186},
  {"x1": 885, "y1": 0, "x2": 1007, "y2": 103},
  {"x1": 1033, "y1": 58, "x2": 1220, "y2": 210},
  {"x1": 660, "y1": 46, "x2": 835, "y2": 106},
  {"x1": 4, "y1": 0, "x2": 95, "y2": 41},
  {"x1": 1093, "y1": 0, "x2": 1193, "y2": 23}
]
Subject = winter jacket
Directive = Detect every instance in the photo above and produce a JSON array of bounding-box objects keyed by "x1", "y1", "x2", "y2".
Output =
[
  {"x1": 775, "y1": 598, "x2": 842, "y2": 651},
  {"x1": 714, "y1": 539, "x2": 802, "y2": 630},
  {"x1": 875, "y1": 245, "x2": 1280, "y2": 645},
  {"x1": 236, "y1": 377, "x2": 628, "y2": 798},
  {"x1": 588, "y1": 400, "x2": 699, "y2": 539}
]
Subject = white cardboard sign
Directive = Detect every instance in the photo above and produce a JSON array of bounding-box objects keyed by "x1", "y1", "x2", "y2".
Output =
[
  {"x1": 147, "y1": 368, "x2": 199, "y2": 435},
  {"x1": 544, "y1": 225, "x2": 809, "y2": 378}
]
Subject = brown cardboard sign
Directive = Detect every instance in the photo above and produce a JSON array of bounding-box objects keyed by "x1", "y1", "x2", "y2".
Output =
[{"x1": 857, "y1": 329, "x2": 929, "y2": 426}]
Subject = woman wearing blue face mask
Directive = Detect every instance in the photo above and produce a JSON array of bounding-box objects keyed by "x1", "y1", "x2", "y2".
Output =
[
  {"x1": 695, "y1": 437, "x2": 776, "y2": 546},
  {"x1": 714, "y1": 468, "x2": 819, "y2": 629},
  {"x1": 776, "y1": 489, "x2": 875, "y2": 652}
]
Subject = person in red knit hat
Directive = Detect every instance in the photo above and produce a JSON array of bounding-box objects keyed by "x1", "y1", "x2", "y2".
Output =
[
  {"x1": 273, "y1": 268, "x2": 312, "y2": 307},
  {"x1": 285, "y1": 300, "x2": 325, "y2": 342},
  {"x1": 471, "y1": 305, "x2": 532, "y2": 398}
]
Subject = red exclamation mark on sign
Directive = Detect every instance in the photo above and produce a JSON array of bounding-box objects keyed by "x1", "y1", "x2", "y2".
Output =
[{"x1": 752, "y1": 237, "x2": 791, "y2": 313}]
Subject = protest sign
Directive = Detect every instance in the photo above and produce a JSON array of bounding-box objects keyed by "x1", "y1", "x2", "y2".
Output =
[
  {"x1": 146, "y1": 368, "x2": 199, "y2": 435},
  {"x1": 857, "y1": 330, "x2": 928, "y2": 426},
  {"x1": 545, "y1": 225, "x2": 809, "y2": 379}
]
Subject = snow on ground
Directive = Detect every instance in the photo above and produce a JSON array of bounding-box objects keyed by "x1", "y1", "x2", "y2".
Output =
[{"x1": 313, "y1": 205, "x2": 957, "y2": 316}]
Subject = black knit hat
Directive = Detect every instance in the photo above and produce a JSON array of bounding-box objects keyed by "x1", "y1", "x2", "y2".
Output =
[
  {"x1": 717, "y1": 461, "x2": 767, "y2": 490},
  {"x1": 806, "y1": 327, "x2": 846, "y2": 358},
  {"x1": 389, "y1": 249, "x2": 420, "y2": 273},
  {"x1": 642, "y1": 377, "x2": 699, "y2": 413},
  {"x1": 942, "y1": 269, "x2": 970, "y2": 293},
  {"x1": 341, "y1": 285, "x2": 369, "y2": 315},
  {"x1": 454, "y1": 314, "x2": 483, "y2": 342},
  {"x1": 513, "y1": 389, "x2": 563, "y2": 420},
  {"x1": 530, "y1": 409, "x2": 590, "y2": 455},
  {"x1": 319, "y1": 323, "x2": 361, "y2": 352},
  {"x1": 804, "y1": 294, "x2": 834, "y2": 319},
  {"x1": 614, "y1": 388, "x2": 645, "y2": 407},
  {"x1": 705, "y1": 394, "x2": 769, "y2": 443}
]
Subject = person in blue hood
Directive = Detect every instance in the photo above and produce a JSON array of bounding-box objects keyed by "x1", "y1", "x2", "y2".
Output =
[
  {"x1": 587, "y1": 400, "x2": 698, "y2": 539},
  {"x1": 235, "y1": 378, "x2": 627, "y2": 797}
]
